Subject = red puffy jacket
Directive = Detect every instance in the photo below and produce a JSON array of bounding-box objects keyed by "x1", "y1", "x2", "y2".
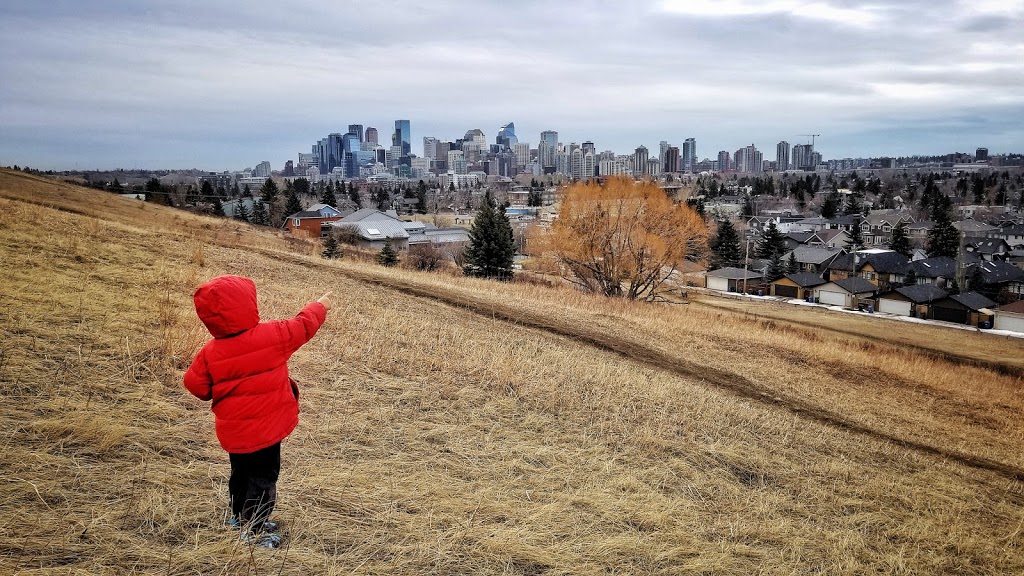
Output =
[{"x1": 183, "y1": 275, "x2": 327, "y2": 454}]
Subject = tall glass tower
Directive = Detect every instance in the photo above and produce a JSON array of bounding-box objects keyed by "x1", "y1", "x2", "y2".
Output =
[{"x1": 394, "y1": 120, "x2": 411, "y2": 156}]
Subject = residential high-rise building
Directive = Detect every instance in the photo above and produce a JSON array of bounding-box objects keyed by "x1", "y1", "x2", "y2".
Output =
[
  {"x1": 539, "y1": 130, "x2": 558, "y2": 170},
  {"x1": 497, "y1": 122, "x2": 517, "y2": 149},
  {"x1": 348, "y1": 124, "x2": 364, "y2": 143},
  {"x1": 646, "y1": 158, "x2": 661, "y2": 178},
  {"x1": 448, "y1": 150, "x2": 467, "y2": 175},
  {"x1": 792, "y1": 144, "x2": 814, "y2": 171},
  {"x1": 571, "y1": 148, "x2": 584, "y2": 180},
  {"x1": 659, "y1": 140, "x2": 670, "y2": 170},
  {"x1": 582, "y1": 141, "x2": 596, "y2": 157},
  {"x1": 423, "y1": 137, "x2": 439, "y2": 160},
  {"x1": 633, "y1": 145, "x2": 649, "y2": 176},
  {"x1": 776, "y1": 141, "x2": 790, "y2": 171},
  {"x1": 514, "y1": 142, "x2": 530, "y2": 169},
  {"x1": 583, "y1": 151, "x2": 596, "y2": 180},
  {"x1": 717, "y1": 150, "x2": 731, "y2": 172},
  {"x1": 976, "y1": 147, "x2": 989, "y2": 161},
  {"x1": 365, "y1": 127, "x2": 378, "y2": 146},
  {"x1": 682, "y1": 138, "x2": 696, "y2": 172},
  {"x1": 664, "y1": 146, "x2": 680, "y2": 173},
  {"x1": 254, "y1": 161, "x2": 272, "y2": 178},
  {"x1": 738, "y1": 144, "x2": 763, "y2": 173},
  {"x1": 393, "y1": 120, "x2": 411, "y2": 156}
]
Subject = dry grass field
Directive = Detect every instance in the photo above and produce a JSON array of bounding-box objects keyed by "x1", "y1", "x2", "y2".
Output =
[{"x1": 2, "y1": 168, "x2": 1024, "y2": 574}]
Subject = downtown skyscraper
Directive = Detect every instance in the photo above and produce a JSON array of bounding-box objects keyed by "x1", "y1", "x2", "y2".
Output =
[
  {"x1": 682, "y1": 138, "x2": 696, "y2": 172},
  {"x1": 393, "y1": 120, "x2": 411, "y2": 156},
  {"x1": 776, "y1": 141, "x2": 790, "y2": 171}
]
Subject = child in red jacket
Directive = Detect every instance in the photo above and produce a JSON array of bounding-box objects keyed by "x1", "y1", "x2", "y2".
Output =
[{"x1": 184, "y1": 275, "x2": 332, "y2": 548}]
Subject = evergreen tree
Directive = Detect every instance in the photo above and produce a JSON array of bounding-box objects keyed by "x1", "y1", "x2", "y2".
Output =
[
  {"x1": 972, "y1": 175, "x2": 986, "y2": 203},
  {"x1": 286, "y1": 189, "x2": 303, "y2": 216},
  {"x1": 293, "y1": 177, "x2": 311, "y2": 198},
  {"x1": 767, "y1": 252, "x2": 786, "y2": 280},
  {"x1": 232, "y1": 182, "x2": 241, "y2": 198},
  {"x1": 902, "y1": 267, "x2": 918, "y2": 287},
  {"x1": 821, "y1": 193, "x2": 840, "y2": 219},
  {"x1": 463, "y1": 191, "x2": 515, "y2": 280},
  {"x1": 845, "y1": 219, "x2": 865, "y2": 251},
  {"x1": 243, "y1": 184, "x2": 251, "y2": 198},
  {"x1": 786, "y1": 252, "x2": 799, "y2": 275},
  {"x1": 212, "y1": 197, "x2": 225, "y2": 217},
  {"x1": 321, "y1": 180, "x2": 337, "y2": 207},
  {"x1": 742, "y1": 195, "x2": 754, "y2": 217},
  {"x1": 843, "y1": 190, "x2": 863, "y2": 216},
  {"x1": 416, "y1": 180, "x2": 428, "y2": 214},
  {"x1": 926, "y1": 204, "x2": 960, "y2": 258},
  {"x1": 377, "y1": 239, "x2": 399, "y2": 267},
  {"x1": 234, "y1": 201, "x2": 251, "y2": 223},
  {"x1": 252, "y1": 200, "x2": 268, "y2": 226},
  {"x1": 259, "y1": 178, "x2": 279, "y2": 203},
  {"x1": 348, "y1": 182, "x2": 362, "y2": 208},
  {"x1": 528, "y1": 188, "x2": 543, "y2": 207},
  {"x1": 756, "y1": 220, "x2": 786, "y2": 259},
  {"x1": 321, "y1": 233, "x2": 341, "y2": 259},
  {"x1": 888, "y1": 220, "x2": 912, "y2": 258},
  {"x1": 710, "y1": 219, "x2": 742, "y2": 269}
]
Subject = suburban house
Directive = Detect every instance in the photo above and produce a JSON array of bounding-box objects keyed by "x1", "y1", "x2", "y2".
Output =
[
  {"x1": 994, "y1": 299, "x2": 1024, "y2": 333},
  {"x1": 992, "y1": 225, "x2": 1024, "y2": 249},
  {"x1": 769, "y1": 272, "x2": 827, "y2": 300},
  {"x1": 792, "y1": 217, "x2": 829, "y2": 232},
  {"x1": 906, "y1": 221, "x2": 933, "y2": 244},
  {"x1": 930, "y1": 291, "x2": 996, "y2": 326},
  {"x1": 813, "y1": 277, "x2": 879, "y2": 309},
  {"x1": 901, "y1": 256, "x2": 957, "y2": 288},
  {"x1": 806, "y1": 229, "x2": 851, "y2": 250},
  {"x1": 953, "y1": 218, "x2": 999, "y2": 236},
  {"x1": 859, "y1": 210, "x2": 914, "y2": 247},
  {"x1": 283, "y1": 203, "x2": 346, "y2": 238},
  {"x1": 330, "y1": 208, "x2": 470, "y2": 251},
  {"x1": 827, "y1": 250, "x2": 910, "y2": 292},
  {"x1": 964, "y1": 238, "x2": 1011, "y2": 262},
  {"x1": 826, "y1": 214, "x2": 860, "y2": 233},
  {"x1": 782, "y1": 246, "x2": 845, "y2": 275},
  {"x1": 782, "y1": 231, "x2": 815, "y2": 251},
  {"x1": 705, "y1": 267, "x2": 764, "y2": 293},
  {"x1": 875, "y1": 284, "x2": 948, "y2": 318},
  {"x1": 970, "y1": 261, "x2": 1024, "y2": 299}
]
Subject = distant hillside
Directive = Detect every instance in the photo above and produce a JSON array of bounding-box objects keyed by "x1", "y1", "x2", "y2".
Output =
[{"x1": 2, "y1": 169, "x2": 1024, "y2": 574}]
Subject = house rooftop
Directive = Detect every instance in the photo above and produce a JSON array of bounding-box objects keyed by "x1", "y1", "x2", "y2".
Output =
[
  {"x1": 707, "y1": 267, "x2": 763, "y2": 280},
  {"x1": 834, "y1": 277, "x2": 879, "y2": 294},
  {"x1": 784, "y1": 272, "x2": 828, "y2": 288},
  {"x1": 892, "y1": 284, "x2": 948, "y2": 304},
  {"x1": 947, "y1": 291, "x2": 997, "y2": 311}
]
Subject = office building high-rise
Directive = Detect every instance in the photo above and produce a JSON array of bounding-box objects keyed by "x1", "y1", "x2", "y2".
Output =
[
  {"x1": 633, "y1": 145, "x2": 649, "y2": 176},
  {"x1": 514, "y1": 142, "x2": 530, "y2": 169},
  {"x1": 664, "y1": 146, "x2": 680, "y2": 173},
  {"x1": 682, "y1": 138, "x2": 696, "y2": 172},
  {"x1": 717, "y1": 150, "x2": 731, "y2": 172},
  {"x1": 423, "y1": 137, "x2": 439, "y2": 160},
  {"x1": 497, "y1": 122, "x2": 517, "y2": 149},
  {"x1": 776, "y1": 141, "x2": 790, "y2": 171},
  {"x1": 539, "y1": 130, "x2": 558, "y2": 170},
  {"x1": 393, "y1": 120, "x2": 411, "y2": 156},
  {"x1": 365, "y1": 127, "x2": 378, "y2": 145},
  {"x1": 976, "y1": 147, "x2": 989, "y2": 161},
  {"x1": 348, "y1": 124, "x2": 364, "y2": 143},
  {"x1": 738, "y1": 144, "x2": 763, "y2": 173}
]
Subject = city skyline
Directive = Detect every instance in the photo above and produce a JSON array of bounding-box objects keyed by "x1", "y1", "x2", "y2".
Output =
[{"x1": 1, "y1": 0, "x2": 1023, "y2": 170}]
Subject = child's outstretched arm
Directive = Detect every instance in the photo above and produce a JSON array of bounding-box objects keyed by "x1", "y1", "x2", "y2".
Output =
[
  {"x1": 279, "y1": 292, "x2": 333, "y2": 356},
  {"x1": 183, "y1": 349, "x2": 214, "y2": 401}
]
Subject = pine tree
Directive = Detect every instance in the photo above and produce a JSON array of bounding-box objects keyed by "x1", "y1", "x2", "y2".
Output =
[
  {"x1": 463, "y1": 191, "x2": 515, "y2": 280},
  {"x1": 260, "y1": 178, "x2": 279, "y2": 203},
  {"x1": 888, "y1": 220, "x2": 912, "y2": 258},
  {"x1": 903, "y1": 267, "x2": 918, "y2": 287},
  {"x1": 348, "y1": 182, "x2": 362, "y2": 208},
  {"x1": 821, "y1": 193, "x2": 840, "y2": 219},
  {"x1": 416, "y1": 180, "x2": 428, "y2": 214},
  {"x1": 252, "y1": 200, "x2": 268, "y2": 226},
  {"x1": 234, "y1": 201, "x2": 251, "y2": 223},
  {"x1": 756, "y1": 220, "x2": 786, "y2": 259},
  {"x1": 710, "y1": 219, "x2": 742, "y2": 268},
  {"x1": 377, "y1": 239, "x2": 399, "y2": 267},
  {"x1": 786, "y1": 252, "x2": 799, "y2": 275},
  {"x1": 767, "y1": 252, "x2": 786, "y2": 280},
  {"x1": 212, "y1": 197, "x2": 225, "y2": 217},
  {"x1": 321, "y1": 233, "x2": 341, "y2": 259},
  {"x1": 321, "y1": 181, "x2": 337, "y2": 207},
  {"x1": 927, "y1": 204, "x2": 959, "y2": 258},
  {"x1": 286, "y1": 190, "x2": 303, "y2": 216},
  {"x1": 846, "y1": 218, "x2": 865, "y2": 252}
]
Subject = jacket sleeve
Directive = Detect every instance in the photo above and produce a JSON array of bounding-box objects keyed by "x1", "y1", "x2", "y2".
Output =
[
  {"x1": 183, "y1": 349, "x2": 213, "y2": 401},
  {"x1": 280, "y1": 301, "x2": 328, "y2": 357}
]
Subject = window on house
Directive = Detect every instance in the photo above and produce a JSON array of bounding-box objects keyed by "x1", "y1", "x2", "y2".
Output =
[{"x1": 293, "y1": 218, "x2": 300, "y2": 227}]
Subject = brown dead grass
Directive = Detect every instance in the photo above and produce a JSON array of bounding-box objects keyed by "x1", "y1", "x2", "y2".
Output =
[{"x1": 1, "y1": 169, "x2": 1024, "y2": 574}]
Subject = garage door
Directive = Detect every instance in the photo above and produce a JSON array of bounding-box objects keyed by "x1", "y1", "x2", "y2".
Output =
[
  {"x1": 707, "y1": 277, "x2": 730, "y2": 291},
  {"x1": 774, "y1": 284, "x2": 799, "y2": 298},
  {"x1": 878, "y1": 298, "x2": 912, "y2": 316},
  {"x1": 817, "y1": 290, "x2": 847, "y2": 306},
  {"x1": 933, "y1": 306, "x2": 968, "y2": 324},
  {"x1": 995, "y1": 313, "x2": 1024, "y2": 333}
]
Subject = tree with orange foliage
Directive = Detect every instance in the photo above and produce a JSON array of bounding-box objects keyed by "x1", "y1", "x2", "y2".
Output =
[{"x1": 539, "y1": 177, "x2": 707, "y2": 300}]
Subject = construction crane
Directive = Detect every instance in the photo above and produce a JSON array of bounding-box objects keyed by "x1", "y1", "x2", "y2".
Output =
[{"x1": 799, "y1": 134, "x2": 821, "y2": 149}]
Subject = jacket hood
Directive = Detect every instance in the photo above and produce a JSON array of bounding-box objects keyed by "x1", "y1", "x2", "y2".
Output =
[{"x1": 193, "y1": 275, "x2": 260, "y2": 338}]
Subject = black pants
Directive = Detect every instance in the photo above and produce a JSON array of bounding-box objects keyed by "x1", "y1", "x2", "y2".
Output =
[{"x1": 228, "y1": 442, "x2": 280, "y2": 528}]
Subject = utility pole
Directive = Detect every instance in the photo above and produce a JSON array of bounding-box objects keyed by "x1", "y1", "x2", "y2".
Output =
[{"x1": 743, "y1": 238, "x2": 751, "y2": 294}]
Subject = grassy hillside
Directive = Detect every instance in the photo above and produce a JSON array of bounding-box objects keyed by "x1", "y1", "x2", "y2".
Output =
[{"x1": 2, "y1": 168, "x2": 1024, "y2": 574}]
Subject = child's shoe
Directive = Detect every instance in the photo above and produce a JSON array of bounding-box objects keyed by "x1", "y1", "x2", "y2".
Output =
[
  {"x1": 241, "y1": 530, "x2": 281, "y2": 549},
  {"x1": 227, "y1": 517, "x2": 277, "y2": 533}
]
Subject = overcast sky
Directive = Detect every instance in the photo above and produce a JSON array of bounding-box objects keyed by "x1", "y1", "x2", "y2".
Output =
[{"x1": 2, "y1": 0, "x2": 1023, "y2": 171}]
